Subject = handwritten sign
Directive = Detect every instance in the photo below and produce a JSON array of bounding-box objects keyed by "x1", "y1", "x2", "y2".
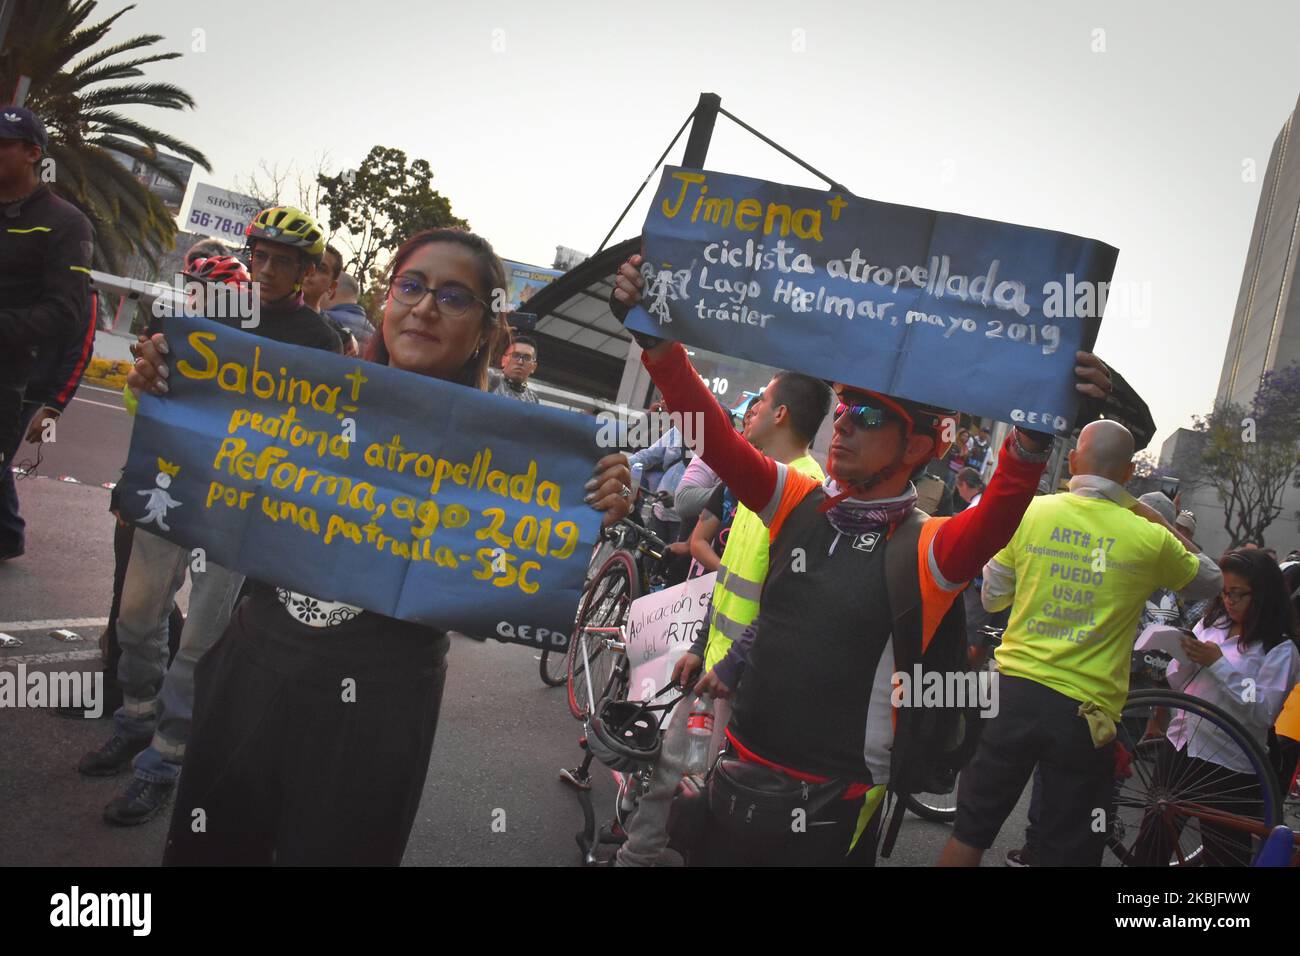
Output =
[
  {"x1": 625, "y1": 572, "x2": 715, "y2": 729},
  {"x1": 117, "y1": 316, "x2": 603, "y2": 647},
  {"x1": 626, "y1": 167, "x2": 1118, "y2": 435}
]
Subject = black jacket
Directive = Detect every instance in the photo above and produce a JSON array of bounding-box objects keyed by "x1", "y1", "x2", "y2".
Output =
[{"x1": 0, "y1": 185, "x2": 94, "y2": 393}]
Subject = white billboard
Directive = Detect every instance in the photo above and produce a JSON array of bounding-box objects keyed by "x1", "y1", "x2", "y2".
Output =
[{"x1": 184, "y1": 182, "x2": 261, "y2": 243}]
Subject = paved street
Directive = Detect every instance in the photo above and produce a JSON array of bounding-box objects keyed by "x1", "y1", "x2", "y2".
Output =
[{"x1": 1, "y1": 391, "x2": 1031, "y2": 867}]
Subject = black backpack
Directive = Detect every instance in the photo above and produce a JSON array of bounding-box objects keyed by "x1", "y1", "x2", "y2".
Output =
[{"x1": 878, "y1": 509, "x2": 986, "y2": 857}]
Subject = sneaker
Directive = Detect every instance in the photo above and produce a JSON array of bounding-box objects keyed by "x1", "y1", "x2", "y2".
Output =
[
  {"x1": 78, "y1": 734, "x2": 150, "y2": 776},
  {"x1": 1005, "y1": 846, "x2": 1037, "y2": 867},
  {"x1": 103, "y1": 778, "x2": 174, "y2": 827}
]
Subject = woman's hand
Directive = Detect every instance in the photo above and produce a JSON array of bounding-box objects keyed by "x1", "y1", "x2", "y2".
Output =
[
  {"x1": 586, "y1": 453, "x2": 633, "y2": 527},
  {"x1": 1180, "y1": 634, "x2": 1224, "y2": 666},
  {"x1": 126, "y1": 333, "x2": 171, "y2": 397}
]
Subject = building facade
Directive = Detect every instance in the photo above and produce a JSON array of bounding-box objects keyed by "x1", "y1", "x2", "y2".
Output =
[{"x1": 1164, "y1": 90, "x2": 1300, "y2": 558}]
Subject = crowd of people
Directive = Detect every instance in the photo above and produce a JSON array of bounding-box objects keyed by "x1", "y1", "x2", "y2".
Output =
[{"x1": 4, "y1": 103, "x2": 1300, "y2": 867}]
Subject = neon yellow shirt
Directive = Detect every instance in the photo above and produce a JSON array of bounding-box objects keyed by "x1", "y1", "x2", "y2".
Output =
[
  {"x1": 703, "y1": 453, "x2": 823, "y2": 672},
  {"x1": 992, "y1": 493, "x2": 1201, "y2": 720}
]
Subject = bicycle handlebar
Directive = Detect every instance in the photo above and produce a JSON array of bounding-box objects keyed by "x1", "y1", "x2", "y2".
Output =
[{"x1": 619, "y1": 518, "x2": 669, "y2": 555}]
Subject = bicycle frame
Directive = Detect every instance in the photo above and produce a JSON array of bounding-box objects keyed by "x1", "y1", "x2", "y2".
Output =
[{"x1": 577, "y1": 625, "x2": 627, "y2": 717}]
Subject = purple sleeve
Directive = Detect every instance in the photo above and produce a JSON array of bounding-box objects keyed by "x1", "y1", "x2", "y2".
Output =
[{"x1": 711, "y1": 622, "x2": 757, "y2": 690}]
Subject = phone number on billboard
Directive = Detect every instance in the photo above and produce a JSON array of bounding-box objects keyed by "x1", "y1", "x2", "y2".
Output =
[{"x1": 189, "y1": 209, "x2": 246, "y2": 237}]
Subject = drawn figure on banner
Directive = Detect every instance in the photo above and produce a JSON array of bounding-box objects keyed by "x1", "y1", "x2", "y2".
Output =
[
  {"x1": 643, "y1": 263, "x2": 692, "y2": 327},
  {"x1": 138, "y1": 458, "x2": 183, "y2": 531}
]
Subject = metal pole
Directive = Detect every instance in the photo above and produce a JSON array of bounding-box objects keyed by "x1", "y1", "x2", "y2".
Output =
[{"x1": 681, "y1": 92, "x2": 721, "y2": 169}]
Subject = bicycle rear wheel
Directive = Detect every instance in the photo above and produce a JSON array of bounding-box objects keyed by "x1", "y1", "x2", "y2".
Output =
[
  {"x1": 539, "y1": 648, "x2": 569, "y2": 687},
  {"x1": 905, "y1": 784, "x2": 958, "y2": 823},
  {"x1": 1107, "y1": 689, "x2": 1283, "y2": 867},
  {"x1": 566, "y1": 550, "x2": 639, "y2": 720}
]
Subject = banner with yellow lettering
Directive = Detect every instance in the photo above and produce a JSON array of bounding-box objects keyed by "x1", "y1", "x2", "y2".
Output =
[
  {"x1": 626, "y1": 166, "x2": 1118, "y2": 435},
  {"x1": 117, "y1": 316, "x2": 602, "y2": 649}
]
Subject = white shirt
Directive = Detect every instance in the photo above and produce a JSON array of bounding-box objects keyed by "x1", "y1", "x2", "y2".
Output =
[{"x1": 1164, "y1": 618, "x2": 1300, "y2": 773}]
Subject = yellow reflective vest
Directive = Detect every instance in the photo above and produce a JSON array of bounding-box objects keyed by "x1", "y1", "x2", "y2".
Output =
[{"x1": 703, "y1": 453, "x2": 824, "y2": 672}]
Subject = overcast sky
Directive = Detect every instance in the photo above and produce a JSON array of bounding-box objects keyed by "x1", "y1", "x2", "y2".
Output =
[{"x1": 112, "y1": 0, "x2": 1300, "y2": 449}]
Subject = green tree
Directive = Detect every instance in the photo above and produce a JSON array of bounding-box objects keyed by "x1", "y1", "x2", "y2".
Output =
[
  {"x1": 1186, "y1": 363, "x2": 1300, "y2": 547},
  {"x1": 318, "y1": 145, "x2": 467, "y2": 294},
  {"x1": 1, "y1": 0, "x2": 211, "y2": 272}
]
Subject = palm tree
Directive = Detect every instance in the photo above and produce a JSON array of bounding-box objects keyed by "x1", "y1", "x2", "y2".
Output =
[{"x1": 1, "y1": 0, "x2": 211, "y2": 273}]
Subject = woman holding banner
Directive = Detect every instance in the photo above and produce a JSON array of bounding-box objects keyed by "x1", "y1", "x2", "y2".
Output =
[{"x1": 127, "y1": 228, "x2": 634, "y2": 865}]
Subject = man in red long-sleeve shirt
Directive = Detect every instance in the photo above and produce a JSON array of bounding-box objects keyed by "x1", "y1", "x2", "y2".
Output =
[{"x1": 611, "y1": 254, "x2": 1112, "y2": 865}]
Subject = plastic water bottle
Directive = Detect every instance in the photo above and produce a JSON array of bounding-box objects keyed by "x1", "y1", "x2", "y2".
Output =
[{"x1": 684, "y1": 695, "x2": 715, "y2": 776}]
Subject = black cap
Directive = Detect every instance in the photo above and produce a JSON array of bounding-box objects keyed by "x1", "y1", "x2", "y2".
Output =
[{"x1": 0, "y1": 106, "x2": 49, "y2": 150}]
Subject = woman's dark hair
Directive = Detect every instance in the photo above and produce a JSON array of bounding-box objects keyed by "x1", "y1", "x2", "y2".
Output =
[
  {"x1": 363, "y1": 228, "x2": 508, "y2": 390},
  {"x1": 1201, "y1": 548, "x2": 1300, "y2": 652}
]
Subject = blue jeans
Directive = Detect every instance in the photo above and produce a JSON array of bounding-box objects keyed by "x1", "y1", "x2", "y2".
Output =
[
  {"x1": 0, "y1": 392, "x2": 39, "y2": 555},
  {"x1": 114, "y1": 529, "x2": 244, "y2": 784}
]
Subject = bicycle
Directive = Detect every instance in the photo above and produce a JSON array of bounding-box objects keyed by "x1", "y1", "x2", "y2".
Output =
[
  {"x1": 903, "y1": 624, "x2": 1003, "y2": 823},
  {"x1": 560, "y1": 682, "x2": 687, "y2": 866},
  {"x1": 903, "y1": 629, "x2": 1290, "y2": 866},
  {"x1": 1105, "y1": 688, "x2": 1285, "y2": 866},
  {"x1": 537, "y1": 491, "x2": 672, "y2": 688},
  {"x1": 562, "y1": 505, "x2": 672, "y2": 719}
]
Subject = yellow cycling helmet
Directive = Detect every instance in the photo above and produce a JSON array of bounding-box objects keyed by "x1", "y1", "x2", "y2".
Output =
[{"x1": 245, "y1": 205, "x2": 326, "y2": 260}]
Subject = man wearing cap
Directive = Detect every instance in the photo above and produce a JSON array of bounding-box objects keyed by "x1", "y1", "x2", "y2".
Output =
[{"x1": 0, "y1": 106, "x2": 94, "y2": 561}]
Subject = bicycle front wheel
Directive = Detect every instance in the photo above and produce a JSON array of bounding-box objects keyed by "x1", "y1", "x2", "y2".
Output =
[
  {"x1": 1107, "y1": 688, "x2": 1283, "y2": 867},
  {"x1": 566, "y1": 550, "x2": 639, "y2": 720}
]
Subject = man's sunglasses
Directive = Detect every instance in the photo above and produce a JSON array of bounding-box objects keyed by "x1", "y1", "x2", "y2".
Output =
[
  {"x1": 389, "y1": 273, "x2": 487, "y2": 317},
  {"x1": 834, "y1": 401, "x2": 892, "y2": 429}
]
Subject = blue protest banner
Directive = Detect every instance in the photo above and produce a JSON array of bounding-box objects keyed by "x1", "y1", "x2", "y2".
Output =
[
  {"x1": 626, "y1": 167, "x2": 1118, "y2": 435},
  {"x1": 116, "y1": 316, "x2": 603, "y2": 650}
]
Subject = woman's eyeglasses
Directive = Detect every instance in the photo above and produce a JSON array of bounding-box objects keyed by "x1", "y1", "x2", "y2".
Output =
[
  {"x1": 834, "y1": 401, "x2": 889, "y2": 430},
  {"x1": 1222, "y1": 589, "x2": 1252, "y2": 604},
  {"x1": 389, "y1": 274, "x2": 487, "y2": 317}
]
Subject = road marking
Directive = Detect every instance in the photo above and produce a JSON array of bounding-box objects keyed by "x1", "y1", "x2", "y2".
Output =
[
  {"x1": 0, "y1": 617, "x2": 108, "y2": 633},
  {"x1": 0, "y1": 649, "x2": 101, "y2": 668},
  {"x1": 79, "y1": 384, "x2": 126, "y2": 397},
  {"x1": 70, "y1": 396, "x2": 127, "y2": 411}
]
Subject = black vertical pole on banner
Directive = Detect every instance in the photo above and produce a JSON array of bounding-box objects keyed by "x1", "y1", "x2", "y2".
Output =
[{"x1": 681, "y1": 92, "x2": 721, "y2": 169}]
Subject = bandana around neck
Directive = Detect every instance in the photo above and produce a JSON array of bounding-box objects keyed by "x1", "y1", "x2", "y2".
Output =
[{"x1": 822, "y1": 479, "x2": 919, "y2": 536}]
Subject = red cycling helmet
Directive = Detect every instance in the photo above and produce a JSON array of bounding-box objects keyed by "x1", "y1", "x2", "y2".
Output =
[{"x1": 184, "y1": 255, "x2": 250, "y2": 286}]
